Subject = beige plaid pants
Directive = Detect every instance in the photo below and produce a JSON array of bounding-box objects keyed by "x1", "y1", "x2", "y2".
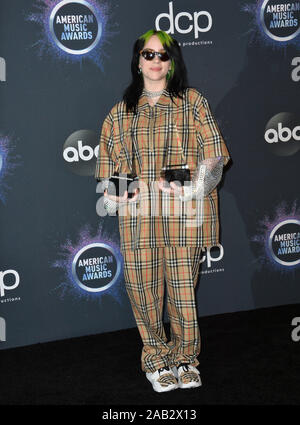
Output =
[{"x1": 122, "y1": 246, "x2": 202, "y2": 373}]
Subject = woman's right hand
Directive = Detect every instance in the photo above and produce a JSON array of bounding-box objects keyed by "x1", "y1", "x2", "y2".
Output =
[{"x1": 104, "y1": 188, "x2": 140, "y2": 203}]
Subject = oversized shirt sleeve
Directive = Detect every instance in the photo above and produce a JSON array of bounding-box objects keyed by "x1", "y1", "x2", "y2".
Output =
[
  {"x1": 94, "y1": 112, "x2": 118, "y2": 181},
  {"x1": 94, "y1": 112, "x2": 120, "y2": 213},
  {"x1": 193, "y1": 94, "x2": 230, "y2": 165},
  {"x1": 179, "y1": 93, "x2": 231, "y2": 202}
]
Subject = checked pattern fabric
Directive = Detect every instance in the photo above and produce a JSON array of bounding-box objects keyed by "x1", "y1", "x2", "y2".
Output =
[
  {"x1": 156, "y1": 369, "x2": 178, "y2": 388},
  {"x1": 95, "y1": 88, "x2": 230, "y2": 251},
  {"x1": 178, "y1": 364, "x2": 201, "y2": 384},
  {"x1": 122, "y1": 246, "x2": 203, "y2": 373}
]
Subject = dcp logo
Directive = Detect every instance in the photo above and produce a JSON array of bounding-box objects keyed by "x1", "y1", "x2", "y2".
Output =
[
  {"x1": 0, "y1": 269, "x2": 20, "y2": 297},
  {"x1": 63, "y1": 129, "x2": 99, "y2": 175},
  {"x1": 200, "y1": 244, "x2": 224, "y2": 268},
  {"x1": 155, "y1": 1, "x2": 212, "y2": 39},
  {"x1": 264, "y1": 112, "x2": 300, "y2": 156}
]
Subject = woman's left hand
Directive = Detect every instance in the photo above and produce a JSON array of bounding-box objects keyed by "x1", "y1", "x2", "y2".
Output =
[
  {"x1": 158, "y1": 177, "x2": 184, "y2": 196},
  {"x1": 128, "y1": 188, "x2": 140, "y2": 203}
]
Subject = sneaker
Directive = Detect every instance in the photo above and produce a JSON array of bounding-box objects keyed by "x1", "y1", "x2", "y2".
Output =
[
  {"x1": 172, "y1": 363, "x2": 202, "y2": 389},
  {"x1": 146, "y1": 366, "x2": 179, "y2": 393}
]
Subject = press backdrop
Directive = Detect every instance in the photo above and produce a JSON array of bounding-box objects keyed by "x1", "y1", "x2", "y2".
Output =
[{"x1": 0, "y1": 0, "x2": 299, "y2": 349}]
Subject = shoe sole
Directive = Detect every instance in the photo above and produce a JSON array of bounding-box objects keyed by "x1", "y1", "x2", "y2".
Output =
[{"x1": 178, "y1": 379, "x2": 202, "y2": 389}]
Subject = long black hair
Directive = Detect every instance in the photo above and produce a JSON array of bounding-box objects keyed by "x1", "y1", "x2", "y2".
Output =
[{"x1": 123, "y1": 29, "x2": 189, "y2": 113}]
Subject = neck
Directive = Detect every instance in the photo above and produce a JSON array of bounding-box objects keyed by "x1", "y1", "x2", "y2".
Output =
[{"x1": 143, "y1": 79, "x2": 166, "y2": 93}]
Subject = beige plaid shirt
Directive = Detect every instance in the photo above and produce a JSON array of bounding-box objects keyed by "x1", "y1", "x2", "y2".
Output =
[{"x1": 95, "y1": 88, "x2": 230, "y2": 251}]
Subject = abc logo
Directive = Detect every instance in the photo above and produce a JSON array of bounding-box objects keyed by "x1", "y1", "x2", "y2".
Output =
[
  {"x1": 0, "y1": 269, "x2": 20, "y2": 297},
  {"x1": 264, "y1": 112, "x2": 300, "y2": 156},
  {"x1": 155, "y1": 1, "x2": 212, "y2": 39},
  {"x1": 63, "y1": 129, "x2": 99, "y2": 176},
  {"x1": 265, "y1": 123, "x2": 300, "y2": 143}
]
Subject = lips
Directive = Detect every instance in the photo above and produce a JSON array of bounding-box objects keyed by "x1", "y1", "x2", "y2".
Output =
[{"x1": 150, "y1": 67, "x2": 162, "y2": 71}]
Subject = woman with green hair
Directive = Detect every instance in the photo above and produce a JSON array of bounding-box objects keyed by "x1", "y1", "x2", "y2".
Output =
[{"x1": 95, "y1": 29, "x2": 230, "y2": 392}]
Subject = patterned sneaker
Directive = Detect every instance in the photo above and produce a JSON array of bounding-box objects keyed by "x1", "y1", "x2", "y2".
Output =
[
  {"x1": 172, "y1": 363, "x2": 202, "y2": 389},
  {"x1": 146, "y1": 366, "x2": 179, "y2": 393}
]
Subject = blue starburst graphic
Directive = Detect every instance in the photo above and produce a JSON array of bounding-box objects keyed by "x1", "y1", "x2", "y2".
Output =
[
  {"x1": 51, "y1": 222, "x2": 126, "y2": 304},
  {"x1": 24, "y1": 0, "x2": 118, "y2": 70},
  {"x1": 242, "y1": 0, "x2": 300, "y2": 50},
  {"x1": 251, "y1": 200, "x2": 300, "y2": 273}
]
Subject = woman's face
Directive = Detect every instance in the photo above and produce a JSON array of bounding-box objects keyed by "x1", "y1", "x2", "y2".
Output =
[{"x1": 139, "y1": 35, "x2": 171, "y2": 86}]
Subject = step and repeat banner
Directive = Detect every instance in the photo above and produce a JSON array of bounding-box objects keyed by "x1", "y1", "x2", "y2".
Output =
[{"x1": 0, "y1": 0, "x2": 299, "y2": 349}]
